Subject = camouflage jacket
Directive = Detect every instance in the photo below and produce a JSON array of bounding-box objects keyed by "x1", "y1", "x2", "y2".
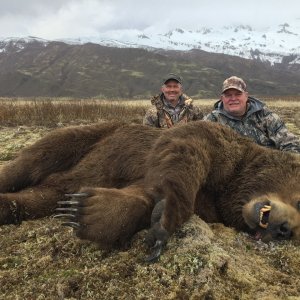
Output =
[
  {"x1": 143, "y1": 93, "x2": 203, "y2": 128},
  {"x1": 204, "y1": 97, "x2": 300, "y2": 153}
]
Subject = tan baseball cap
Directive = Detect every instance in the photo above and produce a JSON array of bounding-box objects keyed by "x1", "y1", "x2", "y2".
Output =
[{"x1": 222, "y1": 76, "x2": 246, "y2": 93}]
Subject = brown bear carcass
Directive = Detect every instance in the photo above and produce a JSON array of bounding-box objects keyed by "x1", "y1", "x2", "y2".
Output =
[{"x1": 0, "y1": 121, "x2": 299, "y2": 260}]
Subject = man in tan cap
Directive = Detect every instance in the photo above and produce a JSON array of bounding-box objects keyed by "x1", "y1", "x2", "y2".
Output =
[
  {"x1": 143, "y1": 73, "x2": 203, "y2": 128},
  {"x1": 204, "y1": 76, "x2": 300, "y2": 153}
]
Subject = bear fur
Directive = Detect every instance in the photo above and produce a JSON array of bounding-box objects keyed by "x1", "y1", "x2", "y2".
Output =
[{"x1": 0, "y1": 121, "x2": 300, "y2": 257}]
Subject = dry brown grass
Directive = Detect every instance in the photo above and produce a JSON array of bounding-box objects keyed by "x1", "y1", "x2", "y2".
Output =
[
  {"x1": 0, "y1": 96, "x2": 299, "y2": 128},
  {"x1": 0, "y1": 98, "x2": 148, "y2": 127},
  {"x1": 0, "y1": 97, "x2": 300, "y2": 299}
]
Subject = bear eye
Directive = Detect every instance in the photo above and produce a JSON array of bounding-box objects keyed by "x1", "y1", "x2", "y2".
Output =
[{"x1": 298, "y1": 201, "x2": 300, "y2": 211}]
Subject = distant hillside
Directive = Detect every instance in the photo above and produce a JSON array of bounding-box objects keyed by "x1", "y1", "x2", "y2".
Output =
[{"x1": 0, "y1": 38, "x2": 300, "y2": 98}]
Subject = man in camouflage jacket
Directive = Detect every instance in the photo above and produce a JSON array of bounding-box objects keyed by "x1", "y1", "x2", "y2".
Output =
[
  {"x1": 143, "y1": 74, "x2": 203, "y2": 128},
  {"x1": 204, "y1": 76, "x2": 300, "y2": 153}
]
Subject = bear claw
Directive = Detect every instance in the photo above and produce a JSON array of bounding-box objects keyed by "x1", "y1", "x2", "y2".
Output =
[
  {"x1": 56, "y1": 200, "x2": 80, "y2": 205},
  {"x1": 56, "y1": 207, "x2": 78, "y2": 212},
  {"x1": 53, "y1": 213, "x2": 76, "y2": 219},
  {"x1": 65, "y1": 193, "x2": 89, "y2": 197},
  {"x1": 61, "y1": 221, "x2": 80, "y2": 229},
  {"x1": 54, "y1": 193, "x2": 88, "y2": 228},
  {"x1": 144, "y1": 240, "x2": 164, "y2": 263}
]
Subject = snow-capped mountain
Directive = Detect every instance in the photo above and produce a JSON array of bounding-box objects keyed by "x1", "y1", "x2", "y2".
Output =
[
  {"x1": 57, "y1": 20, "x2": 300, "y2": 65},
  {"x1": 0, "y1": 20, "x2": 299, "y2": 66},
  {"x1": 0, "y1": 30, "x2": 300, "y2": 98}
]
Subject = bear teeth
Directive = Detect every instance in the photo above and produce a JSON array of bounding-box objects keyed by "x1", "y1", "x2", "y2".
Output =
[{"x1": 259, "y1": 205, "x2": 271, "y2": 229}]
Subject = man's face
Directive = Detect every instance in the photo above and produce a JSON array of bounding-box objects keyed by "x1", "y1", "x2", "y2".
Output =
[
  {"x1": 221, "y1": 89, "x2": 248, "y2": 117},
  {"x1": 161, "y1": 80, "x2": 182, "y2": 104}
]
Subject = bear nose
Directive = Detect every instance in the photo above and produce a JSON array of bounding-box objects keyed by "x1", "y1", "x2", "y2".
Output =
[{"x1": 276, "y1": 222, "x2": 292, "y2": 239}]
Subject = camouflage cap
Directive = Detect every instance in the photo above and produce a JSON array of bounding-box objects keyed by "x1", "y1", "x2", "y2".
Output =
[
  {"x1": 222, "y1": 76, "x2": 246, "y2": 93},
  {"x1": 163, "y1": 73, "x2": 182, "y2": 85}
]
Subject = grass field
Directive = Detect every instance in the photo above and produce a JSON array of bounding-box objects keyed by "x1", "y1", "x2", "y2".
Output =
[
  {"x1": 0, "y1": 97, "x2": 300, "y2": 299},
  {"x1": 1, "y1": 97, "x2": 299, "y2": 163}
]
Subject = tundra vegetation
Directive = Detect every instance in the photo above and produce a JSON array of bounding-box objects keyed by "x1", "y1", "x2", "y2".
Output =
[{"x1": 0, "y1": 97, "x2": 300, "y2": 299}]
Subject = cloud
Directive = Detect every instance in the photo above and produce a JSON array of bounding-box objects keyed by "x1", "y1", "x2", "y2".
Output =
[
  {"x1": 31, "y1": 1, "x2": 115, "y2": 38},
  {"x1": 0, "y1": 0, "x2": 73, "y2": 16},
  {"x1": 0, "y1": 0, "x2": 299, "y2": 38}
]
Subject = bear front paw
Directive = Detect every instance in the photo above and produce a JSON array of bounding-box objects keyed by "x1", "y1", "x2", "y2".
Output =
[{"x1": 54, "y1": 186, "x2": 151, "y2": 249}]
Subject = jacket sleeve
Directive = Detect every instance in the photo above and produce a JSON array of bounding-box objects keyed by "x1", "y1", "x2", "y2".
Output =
[
  {"x1": 263, "y1": 109, "x2": 300, "y2": 153},
  {"x1": 143, "y1": 107, "x2": 158, "y2": 127}
]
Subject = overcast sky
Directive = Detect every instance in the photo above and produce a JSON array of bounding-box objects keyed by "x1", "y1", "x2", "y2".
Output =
[{"x1": 1, "y1": 0, "x2": 299, "y2": 39}]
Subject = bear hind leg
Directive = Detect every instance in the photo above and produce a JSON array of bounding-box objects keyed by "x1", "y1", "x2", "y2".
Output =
[{"x1": 0, "y1": 187, "x2": 64, "y2": 225}]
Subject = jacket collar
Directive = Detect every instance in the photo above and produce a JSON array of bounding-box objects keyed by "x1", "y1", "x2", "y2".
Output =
[{"x1": 213, "y1": 96, "x2": 265, "y2": 120}]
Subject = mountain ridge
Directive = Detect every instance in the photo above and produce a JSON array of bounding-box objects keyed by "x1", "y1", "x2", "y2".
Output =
[
  {"x1": 0, "y1": 37, "x2": 299, "y2": 98},
  {"x1": 48, "y1": 19, "x2": 300, "y2": 65}
]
